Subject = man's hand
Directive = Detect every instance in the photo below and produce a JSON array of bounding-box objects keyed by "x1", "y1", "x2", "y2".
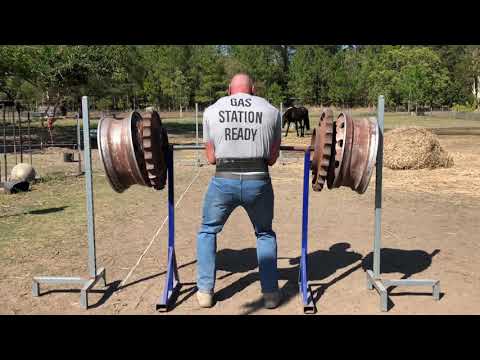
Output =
[
  {"x1": 205, "y1": 141, "x2": 216, "y2": 165},
  {"x1": 267, "y1": 139, "x2": 281, "y2": 166}
]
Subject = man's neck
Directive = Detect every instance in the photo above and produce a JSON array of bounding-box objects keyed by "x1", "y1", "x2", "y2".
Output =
[{"x1": 230, "y1": 91, "x2": 253, "y2": 96}]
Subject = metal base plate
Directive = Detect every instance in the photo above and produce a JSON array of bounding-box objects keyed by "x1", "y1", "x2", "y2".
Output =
[
  {"x1": 299, "y1": 282, "x2": 316, "y2": 314},
  {"x1": 366, "y1": 270, "x2": 440, "y2": 312},
  {"x1": 155, "y1": 281, "x2": 181, "y2": 312},
  {"x1": 32, "y1": 268, "x2": 106, "y2": 309}
]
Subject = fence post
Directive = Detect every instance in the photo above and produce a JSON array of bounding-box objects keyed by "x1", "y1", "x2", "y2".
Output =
[
  {"x1": 195, "y1": 103, "x2": 200, "y2": 167},
  {"x1": 77, "y1": 114, "x2": 82, "y2": 174},
  {"x1": 279, "y1": 103, "x2": 284, "y2": 164},
  {"x1": 3, "y1": 105, "x2": 7, "y2": 181},
  {"x1": 28, "y1": 111, "x2": 32, "y2": 165},
  {"x1": 13, "y1": 107, "x2": 17, "y2": 165}
]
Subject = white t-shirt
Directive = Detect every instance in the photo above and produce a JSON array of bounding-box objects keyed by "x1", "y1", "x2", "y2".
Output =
[{"x1": 203, "y1": 93, "x2": 282, "y2": 161}]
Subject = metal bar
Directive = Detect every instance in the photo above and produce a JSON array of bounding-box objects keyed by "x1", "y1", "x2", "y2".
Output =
[
  {"x1": 157, "y1": 148, "x2": 181, "y2": 311},
  {"x1": 32, "y1": 276, "x2": 86, "y2": 285},
  {"x1": 373, "y1": 95, "x2": 385, "y2": 278},
  {"x1": 12, "y1": 107, "x2": 17, "y2": 164},
  {"x1": 298, "y1": 149, "x2": 315, "y2": 313},
  {"x1": 171, "y1": 144, "x2": 313, "y2": 152},
  {"x1": 28, "y1": 111, "x2": 32, "y2": 165},
  {"x1": 18, "y1": 108, "x2": 23, "y2": 163},
  {"x1": 3, "y1": 105, "x2": 7, "y2": 182},
  {"x1": 167, "y1": 147, "x2": 174, "y2": 249},
  {"x1": 1, "y1": 143, "x2": 78, "y2": 149},
  {"x1": 300, "y1": 149, "x2": 310, "y2": 304},
  {"x1": 382, "y1": 279, "x2": 439, "y2": 287},
  {"x1": 82, "y1": 96, "x2": 97, "y2": 278},
  {"x1": 195, "y1": 103, "x2": 199, "y2": 167},
  {"x1": 366, "y1": 270, "x2": 388, "y2": 311},
  {"x1": 79, "y1": 267, "x2": 106, "y2": 309},
  {"x1": 433, "y1": 282, "x2": 441, "y2": 300},
  {"x1": 76, "y1": 114, "x2": 82, "y2": 174},
  {"x1": 279, "y1": 103, "x2": 283, "y2": 163},
  {"x1": 0, "y1": 106, "x2": 2, "y2": 182}
]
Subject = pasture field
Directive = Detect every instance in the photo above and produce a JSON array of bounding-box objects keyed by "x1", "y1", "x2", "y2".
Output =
[{"x1": 0, "y1": 112, "x2": 479, "y2": 314}]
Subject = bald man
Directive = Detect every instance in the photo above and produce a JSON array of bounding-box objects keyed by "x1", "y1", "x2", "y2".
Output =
[{"x1": 196, "y1": 74, "x2": 282, "y2": 309}]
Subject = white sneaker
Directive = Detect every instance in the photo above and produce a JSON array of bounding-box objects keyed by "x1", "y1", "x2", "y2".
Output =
[
  {"x1": 196, "y1": 291, "x2": 214, "y2": 308},
  {"x1": 263, "y1": 290, "x2": 282, "y2": 309}
]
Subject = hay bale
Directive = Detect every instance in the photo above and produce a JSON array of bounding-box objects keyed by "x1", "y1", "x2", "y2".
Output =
[{"x1": 384, "y1": 127, "x2": 454, "y2": 170}]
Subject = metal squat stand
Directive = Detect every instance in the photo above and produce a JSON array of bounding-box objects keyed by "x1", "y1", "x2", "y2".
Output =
[
  {"x1": 154, "y1": 143, "x2": 314, "y2": 313},
  {"x1": 298, "y1": 148, "x2": 316, "y2": 314},
  {"x1": 156, "y1": 145, "x2": 181, "y2": 311},
  {"x1": 365, "y1": 95, "x2": 441, "y2": 312},
  {"x1": 32, "y1": 96, "x2": 106, "y2": 309}
]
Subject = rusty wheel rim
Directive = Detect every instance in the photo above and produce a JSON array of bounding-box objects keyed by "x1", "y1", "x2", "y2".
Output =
[
  {"x1": 97, "y1": 112, "x2": 148, "y2": 193},
  {"x1": 311, "y1": 109, "x2": 334, "y2": 192}
]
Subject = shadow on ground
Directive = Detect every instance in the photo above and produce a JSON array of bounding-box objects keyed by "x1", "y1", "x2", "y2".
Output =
[
  {"x1": 0, "y1": 206, "x2": 67, "y2": 218},
  {"x1": 212, "y1": 245, "x2": 441, "y2": 314},
  {"x1": 31, "y1": 247, "x2": 441, "y2": 313},
  {"x1": 214, "y1": 243, "x2": 363, "y2": 314}
]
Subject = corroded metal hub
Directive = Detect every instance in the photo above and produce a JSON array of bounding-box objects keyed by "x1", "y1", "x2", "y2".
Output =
[
  {"x1": 141, "y1": 110, "x2": 168, "y2": 190},
  {"x1": 97, "y1": 111, "x2": 168, "y2": 193},
  {"x1": 311, "y1": 109, "x2": 334, "y2": 192},
  {"x1": 327, "y1": 113, "x2": 378, "y2": 194}
]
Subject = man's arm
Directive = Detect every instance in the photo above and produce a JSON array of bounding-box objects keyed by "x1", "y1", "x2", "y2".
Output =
[
  {"x1": 267, "y1": 110, "x2": 282, "y2": 166},
  {"x1": 203, "y1": 108, "x2": 216, "y2": 165},
  {"x1": 267, "y1": 139, "x2": 281, "y2": 166},
  {"x1": 205, "y1": 141, "x2": 216, "y2": 165}
]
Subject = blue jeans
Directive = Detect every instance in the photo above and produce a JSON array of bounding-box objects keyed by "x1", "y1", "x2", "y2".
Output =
[{"x1": 196, "y1": 176, "x2": 279, "y2": 294}]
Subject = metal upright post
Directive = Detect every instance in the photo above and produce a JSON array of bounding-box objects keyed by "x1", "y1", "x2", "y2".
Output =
[
  {"x1": 82, "y1": 96, "x2": 97, "y2": 278},
  {"x1": 18, "y1": 108, "x2": 23, "y2": 163},
  {"x1": 365, "y1": 95, "x2": 440, "y2": 312},
  {"x1": 299, "y1": 149, "x2": 315, "y2": 314},
  {"x1": 12, "y1": 107, "x2": 17, "y2": 164},
  {"x1": 32, "y1": 96, "x2": 106, "y2": 310},
  {"x1": 28, "y1": 111, "x2": 32, "y2": 165},
  {"x1": 195, "y1": 103, "x2": 200, "y2": 167},
  {"x1": 76, "y1": 114, "x2": 82, "y2": 174},
  {"x1": 156, "y1": 146, "x2": 181, "y2": 312},
  {"x1": 3, "y1": 105, "x2": 7, "y2": 182},
  {"x1": 78, "y1": 96, "x2": 106, "y2": 308},
  {"x1": 279, "y1": 103, "x2": 284, "y2": 164},
  {"x1": 373, "y1": 95, "x2": 384, "y2": 278}
]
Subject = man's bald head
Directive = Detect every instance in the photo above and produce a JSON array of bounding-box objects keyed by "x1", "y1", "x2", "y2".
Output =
[{"x1": 228, "y1": 73, "x2": 255, "y2": 95}]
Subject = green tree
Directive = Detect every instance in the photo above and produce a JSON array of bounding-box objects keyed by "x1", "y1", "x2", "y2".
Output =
[
  {"x1": 429, "y1": 45, "x2": 473, "y2": 106},
  {"x1": 228, "y1": 45, "x2": 286, "y2": 102},
  {"x1": 189, "y1": 46, "x2": 227, "y2": 106},
  {"x1": 141, "y1": 45, "x2": 192, "y2": 110},
  {"x1": 288, "y1": 46, "x2": 332, "y2": 105}
]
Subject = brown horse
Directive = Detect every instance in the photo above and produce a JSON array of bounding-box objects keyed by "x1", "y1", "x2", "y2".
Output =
[{"x1": 282, "y1": 106, "x2": 310, "y2": 137}]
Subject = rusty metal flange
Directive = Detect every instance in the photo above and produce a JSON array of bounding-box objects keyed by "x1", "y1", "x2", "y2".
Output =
[
  {"x1": 327, "y1": 113, "x2": 378, "y2": 194},
  {"x1": 97, "y1": 111, "x2": 169, "y2": 193},
  {"x1": 141, "y1": 110, "x2": 168, "y2": 190},
  {"x1": 356, "y1": 117, "x2": 379, "y2": 194},
  {"x1": 311, "y1": 108, "x2": 334, "y2": 192},
  {"x1": 97, "y1": 112, "x2": 149, "y2": 193}
]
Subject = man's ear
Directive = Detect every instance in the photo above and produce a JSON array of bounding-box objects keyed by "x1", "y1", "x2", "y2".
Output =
[{"x1": 251, "y1": 85, "x2": 256, "y2": 95}]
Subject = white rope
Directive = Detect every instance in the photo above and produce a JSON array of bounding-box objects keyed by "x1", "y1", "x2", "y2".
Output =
[{"x1": 119, "y1": 168, "x2": 201, "y2": 289}]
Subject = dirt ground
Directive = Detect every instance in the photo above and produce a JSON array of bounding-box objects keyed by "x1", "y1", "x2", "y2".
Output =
[{"x1": 0, "y1": 129, "x2": 479, "y2": 315}]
